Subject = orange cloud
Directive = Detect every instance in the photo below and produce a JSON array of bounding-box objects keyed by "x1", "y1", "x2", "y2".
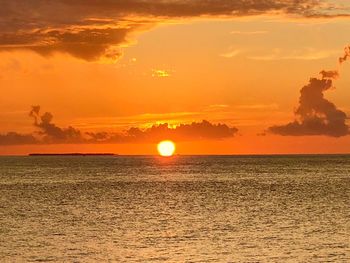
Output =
[{"x1": 0, "y1": 0, "x2": 343, "y2": 61}]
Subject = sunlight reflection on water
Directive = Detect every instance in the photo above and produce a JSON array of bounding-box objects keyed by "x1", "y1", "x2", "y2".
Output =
[{"x1": 0, "y1": 155, "x2": 349, "y2": 262}]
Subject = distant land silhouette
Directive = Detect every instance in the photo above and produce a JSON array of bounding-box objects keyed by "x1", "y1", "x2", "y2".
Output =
[{"x1": 29, "y1": 153, "x2": 116, "y2": 156}]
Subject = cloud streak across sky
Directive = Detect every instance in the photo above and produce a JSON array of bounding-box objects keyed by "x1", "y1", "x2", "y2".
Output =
[
  {"x1": 0, "y1": 0, "x2": 348, "y2": 62},
  {"x1": 0, "y1": 106, "x2": 238, "y2": 145}
]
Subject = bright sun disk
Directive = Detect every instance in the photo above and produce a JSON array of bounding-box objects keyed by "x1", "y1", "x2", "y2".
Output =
[{"x1": 157, "y1": 140, "x2": 176, "y2": 157}]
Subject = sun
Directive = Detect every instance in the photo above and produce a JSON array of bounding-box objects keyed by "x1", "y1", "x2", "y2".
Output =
[{"x1": 157, "y1": 140, "x2": 176, "y2": 157}]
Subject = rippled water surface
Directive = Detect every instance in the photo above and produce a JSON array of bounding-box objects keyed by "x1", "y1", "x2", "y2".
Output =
[{"x1": 0, "y1": 155, "x2": 349, "y2": 262}]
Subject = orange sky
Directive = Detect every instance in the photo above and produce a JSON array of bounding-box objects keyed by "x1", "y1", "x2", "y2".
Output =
[{"x1": 1, "y1": 0, "x2": 350, "y2": 155}]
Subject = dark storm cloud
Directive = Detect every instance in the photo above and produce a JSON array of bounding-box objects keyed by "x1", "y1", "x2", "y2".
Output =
[
  {"x1": 0, "y1": 0, "x2": 338, "y2": 61},
  {"x1": 268, "y1": 73, "x2": 349, "y2": 137},
  {"x1": 0, "y1": 106, "x2": 238, "y2": 145}
]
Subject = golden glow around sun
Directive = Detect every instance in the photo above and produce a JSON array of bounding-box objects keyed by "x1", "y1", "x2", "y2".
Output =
[{"x1": 157, "y1": 140, "x2": 176, "y2": 157}]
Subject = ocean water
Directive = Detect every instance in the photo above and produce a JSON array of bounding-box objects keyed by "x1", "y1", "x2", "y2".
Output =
[{"x1": 0, "y1": 155, "x2": 349, "y2": 262}]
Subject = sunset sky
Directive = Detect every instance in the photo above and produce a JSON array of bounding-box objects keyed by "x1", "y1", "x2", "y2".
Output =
[{"x1": 1, "y1": 0, "x2": 350, "y2": 155}]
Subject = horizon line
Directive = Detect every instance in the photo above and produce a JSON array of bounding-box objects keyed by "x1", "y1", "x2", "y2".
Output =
[{"x1": 1, "y1": 153, "x2": 350, "y2": 157}]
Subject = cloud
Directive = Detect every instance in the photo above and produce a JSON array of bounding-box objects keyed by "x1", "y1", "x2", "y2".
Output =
[
  {"x1": 319, "y1": 70, "x2": 339, "y2": 79},
  {"x1": 235, "y1": 103, "x2": 279, "y2": 110},
  {"x1": 230, "y1": 30, "x2": 268, "y2": 35},
  {"x1": 339, "y1": 45, "x2": 350, "y2": 63},
  {"x1": 124, "y1": 120, "x2": 238, "y2": 142},
  {"x1": 0, "y1": 27, "x2": 131, "y2": 62},
  {"x1": 249, "y1": 48, "x2": 340, "y2": 61},
  {"x1": 0, "y1": 106, "x2": 238, "y2": 145},
  {"x1": 0, "y1": 132, "x2": 38, "y2": 146},
  {"x1": 0, "y1": 0, "x2": 342, "y2": 62},
  {"x1": 220, "y1": 49, "x2": 241, "y2": 58},
  {"x1": 268, "y1": 72, "x2": 349, "y2": 137},
  {"x1": 29, "y1": 106, "x2": 84, "y2": 143},
  {"x1": 151, "y1": 69, "x2": 171, "y2": 77}
]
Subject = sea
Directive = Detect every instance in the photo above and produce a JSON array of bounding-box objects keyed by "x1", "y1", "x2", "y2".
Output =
[{"x1": 0, "y1": 155, "x2": 349, "y2": 262}]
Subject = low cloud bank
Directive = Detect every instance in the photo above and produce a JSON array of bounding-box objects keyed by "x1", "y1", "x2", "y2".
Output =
[{"x1": 0, "y1": 106, "x2": 238, "y2": 145}]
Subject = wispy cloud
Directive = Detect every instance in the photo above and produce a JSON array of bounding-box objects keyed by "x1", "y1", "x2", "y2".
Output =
[
  {"x1": 73, "y1": 111, "x2": 204, "y2": 129},
  {"x1": 230, "y1": 30, "x2": 268, "y2": 35},
  {"x1": 249, "y1": 48, "x2": 340, "y2": 61},
  {"x1": 235, "y1": 104, "x2": 279, "y2": 110},
  {"x1": 206, "y1": 104, "x2": 230, "y2": 110},
  {"x1": 220, "y1": 49, "x2": 241, "y2": 58},
  {"x1": 152, "y1": 69, "x2": 171, "y2": 77}
]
